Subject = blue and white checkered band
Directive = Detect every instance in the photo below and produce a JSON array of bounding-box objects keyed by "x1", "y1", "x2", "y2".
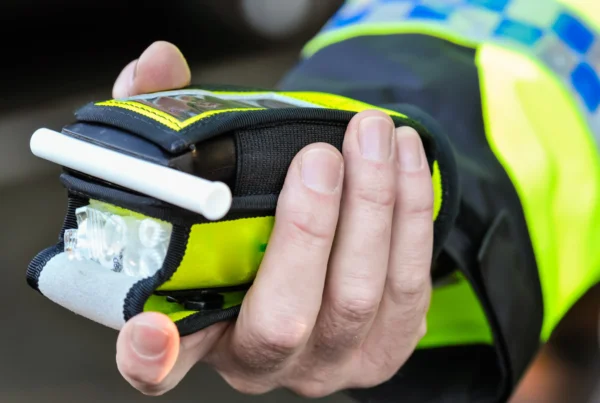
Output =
[{"x1": 317, "y1": 0, "x2": 600, "y2": 138}]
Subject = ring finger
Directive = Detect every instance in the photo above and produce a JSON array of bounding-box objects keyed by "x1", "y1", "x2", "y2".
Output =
[{"x1": 305, "y1": 111, "x2": 398, "y2": 364}]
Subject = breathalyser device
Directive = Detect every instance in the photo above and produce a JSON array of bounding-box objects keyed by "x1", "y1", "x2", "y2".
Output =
[{"x1": 27, "y1": 86, "x2": 458, "y2": 336}]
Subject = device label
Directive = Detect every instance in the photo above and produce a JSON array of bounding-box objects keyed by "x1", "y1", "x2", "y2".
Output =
[{"x1": 122, "y1": 89, "x2": 323, "y2": 123}]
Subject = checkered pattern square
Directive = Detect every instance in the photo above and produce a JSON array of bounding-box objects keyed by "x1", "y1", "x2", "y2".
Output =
[{"x1": 323, "y1": 0, "x2": 600, "y2": 116}]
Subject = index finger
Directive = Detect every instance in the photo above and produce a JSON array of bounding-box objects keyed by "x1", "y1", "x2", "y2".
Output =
[{"x1": 211, "y1": 143, "x2": 344, "y2": 375}]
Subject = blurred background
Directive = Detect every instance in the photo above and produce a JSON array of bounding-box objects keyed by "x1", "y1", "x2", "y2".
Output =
[{"x1": 0, "y1": 1, "x2": 597, "y2": 402}]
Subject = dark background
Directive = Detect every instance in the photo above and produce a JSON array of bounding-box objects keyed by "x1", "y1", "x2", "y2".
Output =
[{"x1": 0, "y1": 1, "x2": 597, "y2": 402}]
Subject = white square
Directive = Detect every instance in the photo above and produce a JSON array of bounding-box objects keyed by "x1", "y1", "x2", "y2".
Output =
[
  {"x1": 448, "y1": 6, "x2": 502, "y2": 40},
  {"x1": 505, "y1": 0, "x2": 561, "y2": 29},
  {"x1": 535, "y1": 34, "x2": 581, "y2": 77},
  {"x1": 586, "y1": 39, "x2": 600, "y2": 77},
  {"x1": 587, "y1": 108, "x2": 600, "y2": 140},
  {"x1": 364, "y1": 2, "x2": 415, "y2": 23}
]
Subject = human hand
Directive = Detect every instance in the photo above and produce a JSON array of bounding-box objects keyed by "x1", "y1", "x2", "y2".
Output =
[{"x1": 114, "y1": 41, "x2": 434, "y2": 398}]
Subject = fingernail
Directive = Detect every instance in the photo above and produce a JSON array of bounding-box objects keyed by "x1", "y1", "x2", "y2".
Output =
[
  {"x1": 396, "y1": 127, "x2": 424, "y2": 172},
  {"x1": 358, "y1": 116, "x2": 394, "y2": 162},
  {"x1": 131, "y1": 322, "x2": 169, "y2": 359},
  {"x1": 301, "y1": 148, "x2": 343, "y2": 194}
]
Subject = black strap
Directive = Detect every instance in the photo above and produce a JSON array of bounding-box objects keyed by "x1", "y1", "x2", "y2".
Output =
[{"x1": 441, "y1": 203, "x2": 544, "y2": 401}]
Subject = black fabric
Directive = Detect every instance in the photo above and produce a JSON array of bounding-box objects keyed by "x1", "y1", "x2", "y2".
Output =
[
  {"x1": 74, "y1": 84, "x2": 445, "y2": 154},
  {"x1": 281, "y1": 33, "x2": 544, "y2": 402},
  {"x1": 175, "y1": 305, "x2": 242, "y2": 336},
  {"x1": 26, "y1": 244, "x2": 63, "y2": 293},
  {"x1": 154, "y1": 283, "x2": 252, "y2": 298},
  {"x1": 75, "y1": 103, "x2": 370, "y2": 154},
  {"x1": 348, "y1": 345, "x2": 502, "y2": 403},
  {"x1": 449, "y1": 208, "x2": 544, "y2": 390},
  {"x1": 482, "y1": 213, "x2": 543, "y2": 379},
  {"x1": 235, "y1": 121, "x2": 347, "y2": 196},
  {"x1": 26, "y1": 194, "x2": 89, "y2": 292}
]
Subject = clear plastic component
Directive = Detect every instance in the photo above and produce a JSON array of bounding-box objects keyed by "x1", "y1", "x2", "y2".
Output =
[
  {"x1": 139, "y1": 219, "x2": 171, "y2": 248},
  {"x1": 64, "y1": 203, "x2": 173, "y2": 278}
]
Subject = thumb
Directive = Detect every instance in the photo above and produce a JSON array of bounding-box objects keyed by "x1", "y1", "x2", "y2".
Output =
[
  {"x1": 116, "y1": 311, "x2": 227, "y2": 396},
  {"x1": 116, "y1": 312, "x2": 180, "y2": 395},
  {"x1": 112, "y1": 41, "x2": 191, "y2": 98}
]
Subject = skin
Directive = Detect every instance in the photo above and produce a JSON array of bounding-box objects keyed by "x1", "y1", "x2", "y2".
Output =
[{"x1": 112, "y1": 41, "x2": 434, "y2": 398}]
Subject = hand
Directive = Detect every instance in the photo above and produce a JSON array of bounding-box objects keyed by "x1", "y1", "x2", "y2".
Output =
[{"x1": 114, "y1": 41, "x2": 434, "y2": 398}]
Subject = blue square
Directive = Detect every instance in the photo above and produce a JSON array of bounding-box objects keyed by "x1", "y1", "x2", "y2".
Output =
[
  {"x1": 571, "y1": 63, "x2": 600, "y2": 112},
  {"x1": 552, "y1": 13, "x2": 595, "y2": 54},
  {"x1": 494, "y1": 19, "x2": 543, "y2": 47},
  {"x1": 465, "y1": 0, "x2": 509, "y2": 12},
  {"x1": 408, "y1": 4, "x2": 454, "y2": 20}
]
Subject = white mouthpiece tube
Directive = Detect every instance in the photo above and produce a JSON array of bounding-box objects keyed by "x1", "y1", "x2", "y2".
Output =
[{"x1": 30, "y1": 128, "x2": 232, "y2": 221}]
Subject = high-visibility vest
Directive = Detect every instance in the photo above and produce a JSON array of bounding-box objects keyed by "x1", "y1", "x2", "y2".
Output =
[{"x1": 279, "y1": 0, "x2": 600, "y2": 401}]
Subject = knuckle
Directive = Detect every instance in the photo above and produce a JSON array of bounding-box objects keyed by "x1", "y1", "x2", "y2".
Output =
[
  {"x1": 235, "y1": 320, "x2": 308, "y2": 370},
  {"x1": 353, "y1": 173, "x2": 396, "y2": 209},
  {"x1": 312, "y1": 320, "x2": 357, "y2": 354},
  {"x1": 388, "y1": 272, "x2": 429, "y2": 304},
  {"x1": 399, "y1": 177, "x2": 434, "y2": 216},
  {"x1": 254, "y1": 323, "x2": 307, "y2": 353},
  {"x1": 402, "y1": 192, "x2": 434, "y2": 217},
  {"x1": 284, "y1": 208, "x2": 335, "y2": 248},
  {"x1": 403, "y1": 268, "x2": 431, "y2": 295},
  {"x1": 330, "y1": 294, "x2": 380, "y2": 324}
]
